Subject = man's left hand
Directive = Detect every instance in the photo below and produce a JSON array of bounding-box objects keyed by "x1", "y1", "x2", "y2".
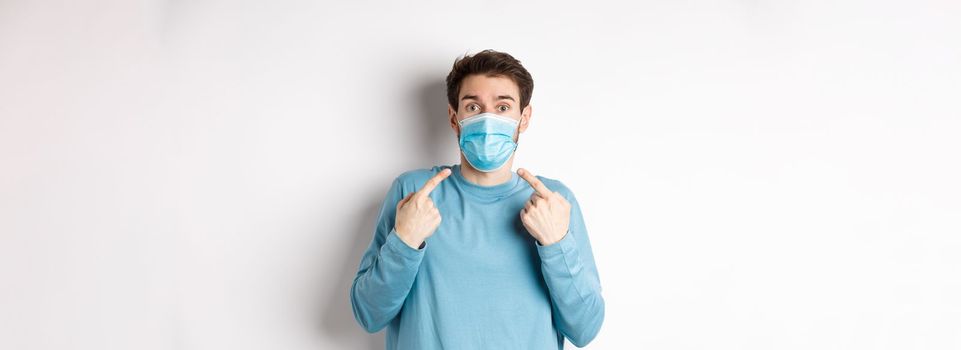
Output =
[{"x1": 518, "y1": 168, "x2": 571, "y2": 246}]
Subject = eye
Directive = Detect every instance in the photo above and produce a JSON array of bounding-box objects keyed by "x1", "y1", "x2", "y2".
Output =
[
  {"x1": 497, "y1": 105, "x2": 510, "y2": 112},
  {"x1": 466, "y1": 104, "x2": 479, "y2": 112}
]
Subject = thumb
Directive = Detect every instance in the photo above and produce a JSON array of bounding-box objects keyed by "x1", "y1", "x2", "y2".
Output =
[{"x1": 396, "y1": 192, "x2": 413, "y2": 211}]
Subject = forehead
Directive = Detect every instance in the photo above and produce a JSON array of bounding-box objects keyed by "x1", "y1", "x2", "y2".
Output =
[{"x1": 458, "y1": 74, "x2": 519, "y2": 100}]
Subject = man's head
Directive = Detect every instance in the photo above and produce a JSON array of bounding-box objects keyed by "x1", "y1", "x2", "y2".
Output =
[{"x1": 445, "y1": 49, "x2": 534, "y2": 141}]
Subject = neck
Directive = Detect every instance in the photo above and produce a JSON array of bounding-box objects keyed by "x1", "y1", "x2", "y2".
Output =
[{"x1": 458, "y1": 154, "x2": 515, "y2": 186}]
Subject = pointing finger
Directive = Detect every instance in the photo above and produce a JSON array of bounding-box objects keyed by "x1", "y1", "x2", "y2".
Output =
[
  {"x1": 517, "y1": 168, "x2": 552, "y2": 197},
  {"x1": 414, "y1": 168, "x2": 452, "y2": 200}
]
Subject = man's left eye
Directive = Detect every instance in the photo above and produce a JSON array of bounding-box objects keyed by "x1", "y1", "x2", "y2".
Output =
[{"x1": 498, "y1": 105, "x2": 509, "y2": 112}]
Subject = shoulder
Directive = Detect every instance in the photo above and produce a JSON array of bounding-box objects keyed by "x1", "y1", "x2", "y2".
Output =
[
  {"x1": 393, "y1": 164, "x2": 455, "y2": 193},
  {"x1": 533, "y1": 172, "x2": 577, "y2": 202}
]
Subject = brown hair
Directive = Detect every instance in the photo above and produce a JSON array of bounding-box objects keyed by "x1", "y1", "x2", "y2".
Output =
[{"x1": 445, "y1": 49, "x2": 534, "y2": 111}]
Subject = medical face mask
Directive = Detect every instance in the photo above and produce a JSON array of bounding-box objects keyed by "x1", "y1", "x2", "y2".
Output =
[{"x1": 457, "y1": 112, "x2": 520, "y2": 172}]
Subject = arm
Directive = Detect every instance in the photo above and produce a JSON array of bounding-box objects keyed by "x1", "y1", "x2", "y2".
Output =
[
  {"x1": 535, "y1": 189, "x2": 605, "y2": 347},
  {"x1": 349, "y1": 177, "x2": 426, "y2": 333}
]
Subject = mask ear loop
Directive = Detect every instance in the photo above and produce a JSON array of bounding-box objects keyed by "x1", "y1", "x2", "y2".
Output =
[{"x1": 453, "y1": 112, "x2": 463, "y2": 140}]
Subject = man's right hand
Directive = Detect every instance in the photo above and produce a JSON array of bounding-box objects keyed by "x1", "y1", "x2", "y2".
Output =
[{"x1": 394, "y1": 168, "x2": 451, "y2": 249}]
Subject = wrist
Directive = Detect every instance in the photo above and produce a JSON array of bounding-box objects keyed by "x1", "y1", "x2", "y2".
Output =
[
  {"x1": 537, "y1": 229, "x2": 569, "y2": 246},
  {"x1": 394, "y1": 227, "x2": 426, "y2": 250}
]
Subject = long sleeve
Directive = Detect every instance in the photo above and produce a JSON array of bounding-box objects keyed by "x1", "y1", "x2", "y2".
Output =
[
  {"x1": 350, "y1": 177, "x2": 426, "y2": 333},
  {"x1": 535, "y1": 186, "x2": 605, "y2": 347}
]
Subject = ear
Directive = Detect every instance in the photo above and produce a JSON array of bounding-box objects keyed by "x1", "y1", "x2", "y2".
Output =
[
  {"x1": 448, "y1": 104, "x2": 459, "y2": 136},
  {"x1": 518, "y1": 104, "x2": 532, "y2": 133}
]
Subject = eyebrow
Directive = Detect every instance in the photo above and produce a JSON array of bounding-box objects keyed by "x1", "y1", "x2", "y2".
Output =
[{"x1": 461, "y1": 94, "x2": 516, "y2": 102}]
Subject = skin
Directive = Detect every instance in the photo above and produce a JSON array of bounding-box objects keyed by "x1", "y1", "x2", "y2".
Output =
[{"x1": 394, "y1": 74, "x2": 571, "y2": 249}]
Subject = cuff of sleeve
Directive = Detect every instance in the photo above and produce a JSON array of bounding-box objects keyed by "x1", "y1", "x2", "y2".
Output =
[
  {"x1": 385, "y1": 228, "x2": 427, "y2": 259},
  {"x1": 535, "y1": 229, "x2": 576, "y2": 258}
]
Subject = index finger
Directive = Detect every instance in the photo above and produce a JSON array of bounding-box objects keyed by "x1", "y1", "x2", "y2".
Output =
[
  {"x1": 415, "y1": 168, "x2": 451, "y2": 199},
  {"x1": 517, "y1": 168, "x2": 552, "y2": 197}
]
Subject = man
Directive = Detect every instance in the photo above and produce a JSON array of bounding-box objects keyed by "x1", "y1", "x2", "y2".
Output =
[{"x1": 350, "y1": 49, "x2": 604, "y2": 349}]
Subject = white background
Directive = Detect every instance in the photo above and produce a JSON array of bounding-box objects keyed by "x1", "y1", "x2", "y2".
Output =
[{"x1": 1, "y1": 1, "x2": 959, "y2": 349}]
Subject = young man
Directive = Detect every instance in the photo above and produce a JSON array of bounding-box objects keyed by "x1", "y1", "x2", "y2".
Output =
[{"x1": 350, "y1": 49, "x2": 604, "y2": 349}]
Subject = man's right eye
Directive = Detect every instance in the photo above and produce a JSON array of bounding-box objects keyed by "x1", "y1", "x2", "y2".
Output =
[{"x1": 467, "y1": 104, "x2": 479, "y2": 112}]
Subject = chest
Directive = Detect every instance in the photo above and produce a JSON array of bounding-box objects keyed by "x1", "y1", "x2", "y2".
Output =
[{"x1": 422, "y1": 194, "x2": 541, "y2": 280}]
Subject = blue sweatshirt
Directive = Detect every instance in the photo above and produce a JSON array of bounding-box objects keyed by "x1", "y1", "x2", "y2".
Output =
[{"x1": 350, "y1": 164, "x2": 605, "y2": 349}]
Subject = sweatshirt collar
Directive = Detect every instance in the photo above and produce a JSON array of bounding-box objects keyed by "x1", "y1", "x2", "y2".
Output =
[{"x1": 451, "y1": 163, "x2": 523, "y2": 200}]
